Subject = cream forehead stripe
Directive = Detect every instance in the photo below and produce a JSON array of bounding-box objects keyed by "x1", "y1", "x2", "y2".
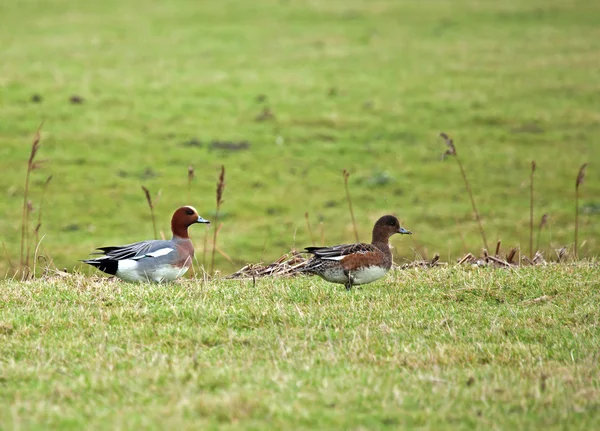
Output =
[{"x1": 183, "y1": 206, "x2": 198, "y2": 213}]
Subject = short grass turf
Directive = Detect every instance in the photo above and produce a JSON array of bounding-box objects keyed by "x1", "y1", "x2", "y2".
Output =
[
  {"x1": 0, "y1": 264, "x2": 599, "y2": 429},
  {"x1": 1, "y1": 0, "x2": 600, "y2": 275}
]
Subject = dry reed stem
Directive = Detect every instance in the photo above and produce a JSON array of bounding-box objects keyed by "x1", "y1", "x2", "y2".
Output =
[
  {"x1": 210, "y1": 165, "x2": 226, "y2": 275},
  {"x1": 141, "y1": 185, "x2": 158, "y2": 240},
  {"x1": 343, "y1": 169, "x2": 359, "y2": 243},
  {"x1": 530, "y1": 161, "x2": 536, "y2": 260},
  {"x1": 305, "y1": 212, "x2": 315, "y2": 246},
  {"x1": 319, "y1": 222, "x2": 325, "y2": 245},
  {"x1": 25, "y1": 200, "x2": 34, "y2": 272},
  {"x1": 439, "y1": 133, "x2": 488, "y2": 251},
  {"x1": 20, "y1": 123, "x2": 45, "y2": 278},
  {"x1": 34, "y1": 175, "x2": 52, "y2": 247},
  {"x1": 2, "y1": 242, "x2": 14, "y2": 271},
  {"x1": 574, "y1": 163, "x2": 587, "y2": 259},
  {"x1": 187, "y1": 165, "x2": 195, "y2": 202},
  {"x1": 454, "y1": 215, "x2": 468, "y2": 253},
  {"x1": 202, "y1": 225, "x2": 209, "y2": 268},
  {"x1": 536, "y1": 213, "x2": 548, "y2": 253}
]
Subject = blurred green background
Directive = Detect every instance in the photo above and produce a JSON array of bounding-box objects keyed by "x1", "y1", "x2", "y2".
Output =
[{"x1": 1, "y1": 0, "x2": 598, "y2": 275}]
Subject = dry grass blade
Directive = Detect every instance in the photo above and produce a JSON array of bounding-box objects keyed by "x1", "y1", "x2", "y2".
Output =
[{"x1": 439, "y1": 133, "x2": 488, "y2": 251}]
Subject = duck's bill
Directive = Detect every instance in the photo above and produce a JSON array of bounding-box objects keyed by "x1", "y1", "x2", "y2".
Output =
[
  {"x1": 197, "y1": 216, "x2": 210, "y2": 224},
  {"x1": 398, "y1": 227, "x2": 412, "y2": 235}
]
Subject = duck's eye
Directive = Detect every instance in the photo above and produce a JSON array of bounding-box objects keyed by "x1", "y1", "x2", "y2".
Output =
[{"x1": 186, "y1": 209, "x2": 194, "y2": 216}]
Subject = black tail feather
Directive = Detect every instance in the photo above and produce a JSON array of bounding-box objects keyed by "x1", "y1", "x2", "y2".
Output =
[{"x1": 82, "y1": 259, "x2": 118, "y2": 276}]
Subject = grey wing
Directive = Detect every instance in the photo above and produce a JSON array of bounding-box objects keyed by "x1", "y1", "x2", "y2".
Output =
[
  {"x1": 304, "y1": 243, "x2": 376, "y2": 259},
  {"x1": 94, "y1": 240, "x2": 173, "y2": 261}
]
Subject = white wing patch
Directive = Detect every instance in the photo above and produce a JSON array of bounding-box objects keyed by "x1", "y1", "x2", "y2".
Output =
[
  {"x1": 322, "y1": 255, "x2": 345, "y2": 261},
  {"x1": 145, "y1": 248, "x2": 175, "y2": 258},
  {"x1": 132, "y1": 247, "x2": 174, "y2": 260}
]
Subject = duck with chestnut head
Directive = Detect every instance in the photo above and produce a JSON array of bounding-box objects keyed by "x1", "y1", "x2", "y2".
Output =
[{"x1": 83, "y1": 206, "x2": 209, "y2": 283}]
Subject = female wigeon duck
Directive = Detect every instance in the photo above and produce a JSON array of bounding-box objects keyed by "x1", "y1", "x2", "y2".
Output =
[
  {"x1": 302, "y1": 215, "x2": 411, "y2": 290},
  {"x1": 83, "y1": 206, "x2": 209, "y2": 283}
]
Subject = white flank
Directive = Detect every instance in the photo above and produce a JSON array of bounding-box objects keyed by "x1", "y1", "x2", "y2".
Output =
[
  {"x1": 352, "y1": 266, "x2": 388, "y2": 285},
  {"x1": 150, "y1": 265, "x2": 189, "y2": 283},
  {"x1": 116, "y1": 260, "x2": 143, "y2": 282},
  {"x1": 117, "y1": 259, "x2": 189, "y2": 283}
]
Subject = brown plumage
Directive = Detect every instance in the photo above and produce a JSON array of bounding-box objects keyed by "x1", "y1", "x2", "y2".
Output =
[{"x1": 303, "y1": 215, "x2": 412, "y2": 290}]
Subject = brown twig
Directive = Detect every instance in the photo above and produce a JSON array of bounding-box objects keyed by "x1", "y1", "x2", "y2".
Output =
[
  {"x1": 227, "y1": 251, "x2": 308, "y2": 279},
  {"x1": 343, "y1": 169, "x2": 359, "y2": 243},
  {"x1": 529, "y1": 161, "x2": 536, "y2": 260},
  {"x1": 574, "y1": 163, "x2": 587, "y2": 259},
  {"x1": 440, "y1": 133, "x2": 488, "y2": 250},
  {"x1": 141, "y1": 186, "x2": 158, "y2": 240},
  {"x1": 210, "y1": 165, "x2": 226, "y2": 275}
]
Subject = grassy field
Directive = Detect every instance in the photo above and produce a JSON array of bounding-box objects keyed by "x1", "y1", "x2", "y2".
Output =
[
  {"x1": 1, "y1": 0, "x2": 599, "y2": 275},
  {"x1": 1, "y1": 264, "x2": 599, "y2": 429}
]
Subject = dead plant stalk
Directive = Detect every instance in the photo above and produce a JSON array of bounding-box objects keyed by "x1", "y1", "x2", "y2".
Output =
[
  {"x1": 440, "y1": 133, "x2": 488, "y2": 251},
  {"x1": 141, "y1": 186, "x2": 158, "y2": 240},
  {"x1": 575, "y1": 163, "x2": 587, "y2": 259},
  {"x1": 343, "y1": 169, "x2": 359, "y2": 243},
  {"x1": 529, "y1": 161, "x2": 536, "y2": 260},
  {"x1": 210, "y1": 165, "x2": 226, "y2": 275},
  {"x1": 20, "y1": 123, "x2": 45, "y2": 278}
]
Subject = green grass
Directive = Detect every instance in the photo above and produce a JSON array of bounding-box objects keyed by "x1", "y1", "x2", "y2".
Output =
[
  {"x1": 1, "y1": 265, "x2": 599, "y2": 429},
  {"x1": 1, "y1": 0, "x2": 600, "y2": 274}
]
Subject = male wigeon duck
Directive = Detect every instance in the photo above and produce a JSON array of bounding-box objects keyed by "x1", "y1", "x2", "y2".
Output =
[
  {"x1": 83, "y1": 206, "x2": 209, "y2": 283},
  {"x1": 302, "y1": 215, "x2": 411, "y2": 290}
]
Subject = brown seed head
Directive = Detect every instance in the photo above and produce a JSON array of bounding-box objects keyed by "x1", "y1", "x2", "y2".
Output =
[{"x1": 576, "y1": 163, "x2": 587, "y2": 189}]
